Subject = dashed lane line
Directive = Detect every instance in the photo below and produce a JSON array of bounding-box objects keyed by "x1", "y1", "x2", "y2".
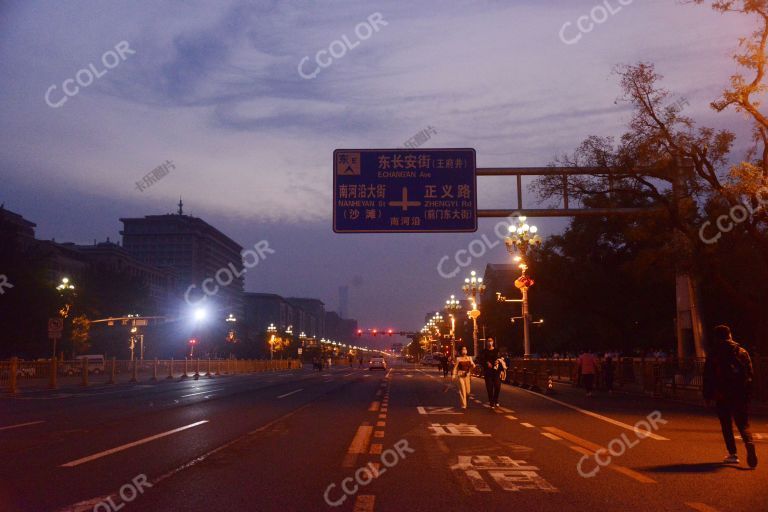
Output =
[
  {"x1": 520, "y1": 422, "x2": 535, "y2": 428},
  {"x1": 343, "y1": 424, "x2": 374, "y2": 468},
  {"x1": 685, "y1": 503, "x2": 721, "y2": 512},
  {"x1": 0, "y1": 420, "x2": 45, "y2": 431},
  {"x1": 568, "y1": 445, "x2": 656, "y2": 483},
  {"x1": 276, "y1": 388, "x2": 303, "y2": 399},
  {"x1": 180, "y1": 388, "x2": 225, "y2": 398},
  {"x1": 545, "y1": 427, "x2": 657, "y2": 484},
  {"x1": 60, "y1": 420, "x2": 209, "y2": 467},
  {"x1": 505, "y1": 383, "x2": 670, "y2": 441}
]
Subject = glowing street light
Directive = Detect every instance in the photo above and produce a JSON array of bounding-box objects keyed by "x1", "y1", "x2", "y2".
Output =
[
  {"x1": 462, "y1": 270, "x2": 486, "y2": 356},
  {"x1": 504, "y1": 216, "x2": 543, "y2": 358}
]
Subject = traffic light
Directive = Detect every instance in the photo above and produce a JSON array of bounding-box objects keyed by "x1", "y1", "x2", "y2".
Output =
[
  {"x1": 357, "y1": 329, "x2": 363, "y2": 337},
  {"x1": 188, "y1": 338, "x2": 197, "y2": 345},
  {"x1": 387, "y1": 329, "x2": 393, "y2": 336},
  {"x1": 372, "y1": 329, "x2": 378, "y2": 336}
]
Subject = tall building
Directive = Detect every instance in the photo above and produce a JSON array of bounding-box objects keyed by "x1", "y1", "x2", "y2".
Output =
[
  {"x1": 286, "y1": 297, "x2": 325, "y2": 338},
  {"x1": 73, "y1": 240, "x2": 177, "y2": 313},
  {"x1": 338, "y1": 285, "x2": 349, "y2": 319},
  {"x1": 120, "y1": 201, "x2": 244, "y2": 317}
]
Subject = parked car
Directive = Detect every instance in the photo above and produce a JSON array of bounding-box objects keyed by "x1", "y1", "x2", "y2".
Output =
[{"x1": 369, "y1": 356, "x2": 387, "y2": 370}]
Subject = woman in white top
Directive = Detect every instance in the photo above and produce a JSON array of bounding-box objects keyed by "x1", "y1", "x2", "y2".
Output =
[{"x1": 452, "y1": 346, "x2": 476, "y2": 409}]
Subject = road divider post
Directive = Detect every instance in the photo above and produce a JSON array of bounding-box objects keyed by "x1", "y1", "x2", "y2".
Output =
[
  {"x1": 109, "y1": 357, "x2": 116, "y2": 384},
  {"x1": 49, "y1": 358, "x2": 57, "y2": 389},
  {"x1": 81, "y1": 357, "x2": 89, "y2": 387},
  {"x1": 151, "y1": 358, "x2": 158, "y2": 381},
  {"x1": 167, "y1": 358, "x2": 174, "y2": 380},
  {"x1": 129, "y1": 358, "x2": 137, "y2": 383},
  {"x1": 9, "y1": 357, "x2": 18, "y2": 394}
]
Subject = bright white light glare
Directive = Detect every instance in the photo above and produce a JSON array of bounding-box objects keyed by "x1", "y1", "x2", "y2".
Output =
[
  {"x1": 530, "y1": 226, "x2": 538, "y2": 234},
  {"x1": 508, "y1": 225, "x2": 516, "y2": 233},
  {"x1": 193, "y1": 308, "x2": 207, "y2": 322},
  {"x1": 520, "y1": 216, "x2": 527, "y2": 222}
]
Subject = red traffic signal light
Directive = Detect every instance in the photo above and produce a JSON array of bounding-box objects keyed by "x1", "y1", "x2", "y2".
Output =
[
  {"x1": 356, "y1": 329, "x2": 363, "y2": 337},
  {"x1": 188, "y1": 338, "x2": 197, "y2": 345},
  {"x1": 372, "y1": 329, "x2": 378, "y2": 336},
  {"x1": 387, "y1": 329, "x2": 393, "y2": 336}
]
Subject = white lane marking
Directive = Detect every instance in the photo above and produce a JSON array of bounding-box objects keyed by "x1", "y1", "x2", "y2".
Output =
[
  {"x1": 541, "y1": 432, "x2": 562, "y2": 441},
  {"x1": 521, "y1": 422, "x2": 535, "y2": 428},
  {"x1": 277, "y1": 388, "x2": 303, "y2": 399},
  {"x1": 0, "y1": 420, "x2": 45, "y2": 431},
  {"x1": 508, "y1": 384, "x2": 669, "y2": 441},
  {"x1": 61, "y1": 420, "x2": 209, "y2": 467},
  {"x1": 505, "y1": 415, "x2": 518, "y2": 420},
  {"x1": 180, "y1": 388, "x2": 224, "y2": 397}
]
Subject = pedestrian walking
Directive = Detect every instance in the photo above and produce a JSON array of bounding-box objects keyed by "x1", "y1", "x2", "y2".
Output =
[
  {"x1": 452, "y1": 346, "x2": 476, "y2": 409},
  {"x1": 577, "y1": 349, "x2": 599, "y2": 397},
  {"x1": 359, "y1": 357, "x2": 363, "y2": 368},
  {"x1": 443, "y1": 353, "x2": 454, "y2": 378},
  {"x1": 704, "y1": 325, "x2": 758, "y2": 468},
  {"x1": 603, "y1": 355, "x2": 615, "y2": 394},
  {"x1": 481, "y1": 338, "x2": 505, "y2": 408}
]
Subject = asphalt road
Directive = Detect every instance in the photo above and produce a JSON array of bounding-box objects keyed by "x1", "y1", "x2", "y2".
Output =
[{"x1": 2, "y1": 362, "x2": 767, "y2": 511}]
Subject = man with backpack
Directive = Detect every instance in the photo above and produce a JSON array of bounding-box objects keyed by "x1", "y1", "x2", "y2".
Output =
[{"x1": 703, "y1": 325, "x2": 757, "y2": 468}]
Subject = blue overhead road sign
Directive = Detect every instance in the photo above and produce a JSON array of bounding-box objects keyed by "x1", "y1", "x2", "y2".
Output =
[{"x1": 333, "y1": 148, "x2": 477, "y2": 233}]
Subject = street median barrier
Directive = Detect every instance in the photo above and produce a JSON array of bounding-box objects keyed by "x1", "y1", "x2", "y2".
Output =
[{"x1": 3, "y1": 358, "x2": 303, "y2": 393}]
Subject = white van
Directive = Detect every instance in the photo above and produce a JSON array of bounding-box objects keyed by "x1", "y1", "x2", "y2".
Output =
[{"x1": 70, "y1": 355, "x2": 106, "y2": 375}]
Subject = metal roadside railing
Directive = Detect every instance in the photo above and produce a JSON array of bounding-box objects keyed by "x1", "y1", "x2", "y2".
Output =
[
  {"x1": 1, "y1": 357, "x2": 303, "y2": 394},
  {"x1": 501, "y1": 356, "x2": 768, "y2": 402}
]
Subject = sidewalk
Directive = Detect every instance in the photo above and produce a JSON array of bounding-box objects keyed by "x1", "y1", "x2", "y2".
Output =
[{"x1": 506, "y1": 377, "x2": 768, "y2": 417}]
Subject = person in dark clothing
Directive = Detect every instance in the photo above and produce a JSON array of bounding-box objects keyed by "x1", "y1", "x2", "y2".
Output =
[
  {"x1": 703, "y1": 325, "x2": 757, "y2": 468},
  {"x1": 603, "y1": 356, "x2": 615, "y2": 394},
  {"x1": 442, "y1": 354, "x2": 451, "y2": 378},
  {"x1": 481, "y1": 338, "x2": 505, "y2": 408}
]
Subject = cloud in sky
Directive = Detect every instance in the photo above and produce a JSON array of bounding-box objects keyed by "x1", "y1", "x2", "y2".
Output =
[{"x1": 0, "y1": 0, "x2": 759, "y2": 332}]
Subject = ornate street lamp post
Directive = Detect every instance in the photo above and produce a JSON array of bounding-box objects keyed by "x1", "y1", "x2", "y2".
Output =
[
  {"x1": 462, "y1": 271, "x2": 486, "y2": 357},
  {"x1": 445, "y1": 294, "x2": 462, "y2": 357},
  {"x1": 504, "y1": 216, "x2": 542, "y2": 358},
  {"x1": 267, "y1": 323, "x2": 277, "y2": 360}
]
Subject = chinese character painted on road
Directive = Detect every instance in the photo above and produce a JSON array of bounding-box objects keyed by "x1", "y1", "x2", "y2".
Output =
[
  {"x1": 429, "y1": 423, "x2": 490, "y2": 437},
  {"x1": 451, "y1": 456, "x2": 558, "y2": 493}
]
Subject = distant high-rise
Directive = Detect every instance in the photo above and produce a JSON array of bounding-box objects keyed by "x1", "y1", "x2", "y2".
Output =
[
  {"x1": 338, "y1": 285, "x2": 349, "y2": 319},
  {"x1": 120, "y1": 202, "x2": 244, "y2": 316}
]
